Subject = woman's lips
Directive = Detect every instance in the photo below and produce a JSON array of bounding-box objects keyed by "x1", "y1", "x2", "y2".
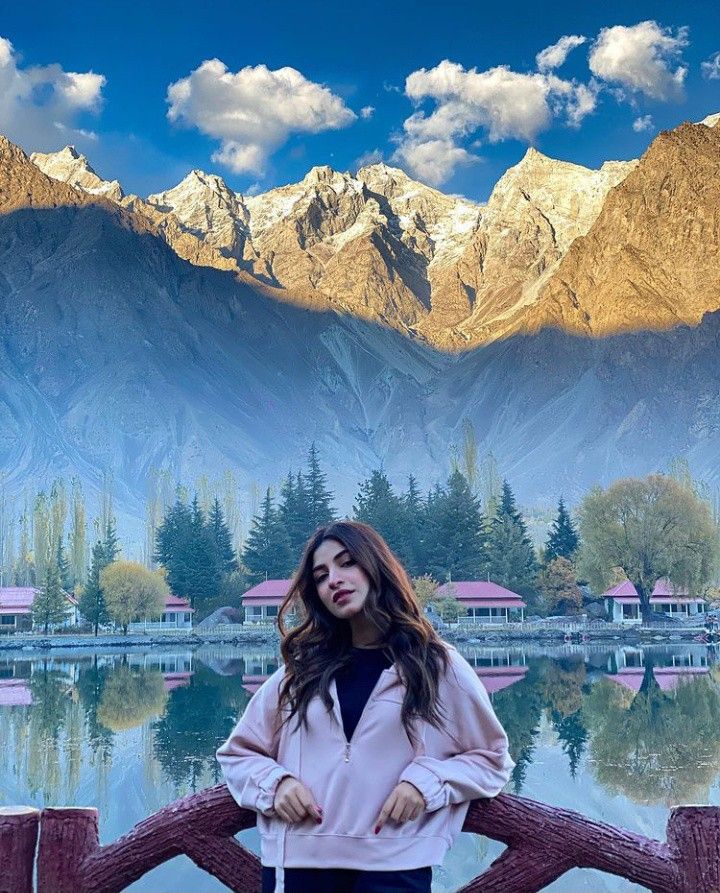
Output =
[{"x1": 333, "y1": 591, "x2": 352, "y2": 604}]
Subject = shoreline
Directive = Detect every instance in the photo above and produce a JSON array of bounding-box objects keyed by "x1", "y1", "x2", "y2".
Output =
[{"x1": 0, "y1": 623, "x2": 708, "y2": 655}]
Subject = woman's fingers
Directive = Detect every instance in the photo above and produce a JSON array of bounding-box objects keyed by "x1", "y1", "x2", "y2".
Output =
[
  {"x1": 375, "y1": 782, "x2": 426, "y2": 831},
  {"x1": 276, "y1": 781, "x2": 321, "y2": 824},
  {"x1": 298, "y1": 790, "x2": 323, "y2": 822}
]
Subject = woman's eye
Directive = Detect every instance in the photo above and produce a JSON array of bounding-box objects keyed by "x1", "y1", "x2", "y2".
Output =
[{"x1": 343, "y1": 560, "x2": 355, "y2": 567}]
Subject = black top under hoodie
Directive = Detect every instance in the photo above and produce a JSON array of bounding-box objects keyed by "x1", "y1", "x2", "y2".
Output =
[{"x1": 335, "y1": 646, "x2": 393, "y2": 742}]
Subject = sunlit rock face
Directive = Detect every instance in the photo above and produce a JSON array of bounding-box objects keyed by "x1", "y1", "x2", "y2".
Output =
[
  {"x1": 31, "y1": 142, "x2": 636, "y2": 345},
  {"x1": 2, "y1": 117, "x2": 719, "y2": 529},
  {"x1": 30, "y1": 145, "x2": 125, "y2": 202},
  {"x1": 524, "y1": 122, "x2": 720, "y2": 337}
]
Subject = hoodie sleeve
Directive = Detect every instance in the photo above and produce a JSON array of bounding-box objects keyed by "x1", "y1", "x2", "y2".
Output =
[
  {"x1": 398, "y1": 649, "x2": 515, "y2": 812},
  {"x1": 216, "y1": 667, "x2": 296, "y2": 817}
]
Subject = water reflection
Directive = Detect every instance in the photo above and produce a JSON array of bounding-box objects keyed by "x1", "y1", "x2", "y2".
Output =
[
  {"x1": 0, "y1": 642, "x2": 719, "y2": 886},
  {"x1": 584, "y1": 649, "x2": 720, "y2": 806}
]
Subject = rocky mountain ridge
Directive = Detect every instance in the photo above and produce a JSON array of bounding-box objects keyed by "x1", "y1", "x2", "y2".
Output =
[
  {"x1": 2, "y1": 128, "x2": 720, "y2": 539},
  {"x1": 30, "y1": 135, "x2": 655, "y2": 345}
]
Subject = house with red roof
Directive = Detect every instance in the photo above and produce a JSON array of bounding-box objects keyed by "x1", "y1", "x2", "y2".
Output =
[
  {"x1": 241, "y1": 579, "x2": 295, "y2": 625},
  {"x1": 435, "y1": 581, "x2": 526, "y2": 624},
  {"x1": 0, "y1": 586, "x2": 78, "y2": 633},
  {"x1": 602, "y1": 579, "x2": 708, "y2": 623},
  {"x1": 128, "y1": 594, "x2": 193, "y2": 631}
]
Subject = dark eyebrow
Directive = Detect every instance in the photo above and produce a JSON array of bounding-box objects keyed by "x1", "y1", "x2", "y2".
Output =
[{"x1": 313, "y1": 548, "x2": 349, "y2": 573}]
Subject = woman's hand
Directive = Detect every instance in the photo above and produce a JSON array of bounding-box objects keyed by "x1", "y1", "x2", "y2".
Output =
[
  {"x1": 374, "y1": 781, "x2": 426, "y2": 833},
  {"x1": 272, "y1": 775, "x2": 323, "y2": 824}
]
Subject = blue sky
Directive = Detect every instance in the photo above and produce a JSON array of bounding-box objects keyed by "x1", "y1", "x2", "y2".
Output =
[{"x1": 1, "y1": 0, "x2": 719, "y2": 201}]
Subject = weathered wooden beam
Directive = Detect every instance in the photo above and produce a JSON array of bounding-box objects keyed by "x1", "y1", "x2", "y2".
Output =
[
  {"x1": 666, "y1": 806, "x2": 720, "y2": 893},
  {"x1": 36, "y1": 786, "x2": 257, "y2": 893},
  {"x1": 4, "y1": 787, "x2": 717, "y2": 893},
  {"x1": 0, "y1": 806, "x2": 40, "y2": 893},
  {"x1": 462, "y1": 794, "x2": 677, "y2": 893}
]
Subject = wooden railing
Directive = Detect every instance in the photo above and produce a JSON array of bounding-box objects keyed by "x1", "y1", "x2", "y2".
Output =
[{"x1": 2, "y1": 786, "x2": 718, "y2": 893}]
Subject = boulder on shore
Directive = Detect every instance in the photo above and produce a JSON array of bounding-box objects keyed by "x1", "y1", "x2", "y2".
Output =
[{"x1": 197, "y1": 607, "x2": 244, "y2": 627}]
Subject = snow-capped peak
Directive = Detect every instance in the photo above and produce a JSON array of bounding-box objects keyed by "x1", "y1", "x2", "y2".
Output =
[
  {"x1": 30, "y1": 145, "x2": 124, "y2": 201},
  {"x1": 698, "y1": 112, "x2": 720, "y2": 129}
]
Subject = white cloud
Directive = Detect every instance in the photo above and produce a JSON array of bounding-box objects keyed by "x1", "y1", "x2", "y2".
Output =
[
  {"x1": 393, "y1": 138, "x2": 477, "y2": 186},
  {"x1": 701, "y1": 51, "x2": 720, "y2": 80},
  {"x1": 536, "y1": 35, "x2": 587, "y2": 71},
  {"x1": 589, "y1": 21, "x2": 689, "y2": 101},
  {"x1": 360, "y1": 106, "x2": 375, "y2": 119},
  {"x1": 632, "y1": 114, "x2": 654, "y2": 132},
  {"x1": 394, "y1": 59, "x2": 596, "y2": 184},
  {"x1": 166, "y1": 60, "x2": 357, "y2": 175},
  {"x1": 564, "y1": 80, "x2": 599, "y2": 126},
  {"x1": 354, "y1": 148, "x2": 384, "y2": 169},
  {"x1": 0, "y1": 36, "x2": 105, "y2": 151}
]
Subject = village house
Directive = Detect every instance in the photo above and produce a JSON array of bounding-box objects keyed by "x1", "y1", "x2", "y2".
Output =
[
  {"x1": 242, "y1": 579, "x2": 527, "y2": 625},
  {"x1": 0, "y1": 586, "x2": 79, "y2": 633},
  {"x1": 241, "y1": 579, "x2": 295, "y2": 625},
  {"x1": 602, "y1": 579, "x2": 708, "y2": 623},
  {"x1": 434, "y1": 581, "x2": 526, "y2": 623},
  {"x1": 127, "y1": 594, "x2": 193, "y2": 631}
]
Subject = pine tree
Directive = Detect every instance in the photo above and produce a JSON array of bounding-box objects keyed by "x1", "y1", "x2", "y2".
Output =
[
  {"x1": 242, "y1": 489, "x2": 292, "y2": 585},
  {"x1": 401, "y1": 475, "x2": 426, "y2": 576},
  {"x1": 102, "y1": 520, "x2": 121, "y2": 565},
  {"x1": 486, "y1": 480, "x2": 538, "y2": 599},
  {"x1": 208, "y1": 497, "x2": 238, "y2": 576},
  {"x1": 353, "y1": 470, "x2": 408, "y2": 561},
  {"x1": 188, "y1": 495, "x2": 220, "y2": 608},
  {"x1": 78, "y1": 541, "x2": 110, "y2": 635},
  {"x1": 305, "y1": 443, "x2": 336, "y2": 531},
  {"x1": 32, "y1": 558, "x2": 69, "y2": 633},
  {"x1": 154, "y1": 499, "x2": 195, "y2": 604},
  {"x1": 425, "y1": 470, "x2": 486, "y2": 582},
  {"x1": 279, "y1": 471, "x2": 310, "y2": 559},
  {"x1": 544, "y1": 498, "x2": 580, "y2": 563}
]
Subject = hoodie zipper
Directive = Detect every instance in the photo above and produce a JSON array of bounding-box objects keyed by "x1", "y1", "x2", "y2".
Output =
[{"x1": 335, "y1": 666, "x2": 394, "y2": 764}]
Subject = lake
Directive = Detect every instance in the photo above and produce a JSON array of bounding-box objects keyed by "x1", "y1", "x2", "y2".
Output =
[{"x1": 1, "y1": 641, "x2": 718, "y2": 892}]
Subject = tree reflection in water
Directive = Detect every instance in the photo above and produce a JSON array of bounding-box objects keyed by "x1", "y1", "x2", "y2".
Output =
[
  {"x1": 491, "y1": 661, "x2": 544, "y2": 792},
  {"x1": 75, "y1": 657, "x2": 115, "y2": 762},
  {"x1": 540, "y1": 658, "x2": 589, "y2": 778},
  {"x1": 153, "y1": 664, "x2": 250, "y2": 791},
  {"x1": 583, "y1": 656, "x2": 720, "y2": 805},
  {"x1": 97, "y1": 662, "x2": 167, "y2": 732},
  {"x1": 27, "y1": 661, "x2": 72, "y2": 800},
  {"x1": 4, "y1": 646, "x2": 720, "y2": 818}
]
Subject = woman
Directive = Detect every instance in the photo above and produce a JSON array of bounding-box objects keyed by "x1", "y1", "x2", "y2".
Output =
[{"x1": 217, "y1": 521, "x2": 514, "y2": 893}]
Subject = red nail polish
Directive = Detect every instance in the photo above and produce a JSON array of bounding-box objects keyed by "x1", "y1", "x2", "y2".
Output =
[
  {"x1": 316, "y1": 817, "x2": 322, "y2": 824},
  {"x1": 374, "y1": 825, "x2": 380, "y2": 834}
]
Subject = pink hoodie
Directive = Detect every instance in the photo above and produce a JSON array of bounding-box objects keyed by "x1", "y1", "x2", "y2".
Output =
[{"x1": 217, "y1": 643, "x2": 514, "y2": 891}]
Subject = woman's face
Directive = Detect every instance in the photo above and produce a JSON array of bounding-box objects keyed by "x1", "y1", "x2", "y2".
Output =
[{"x1": 312, "y1": 538, "x2": 371, "y2": 619}]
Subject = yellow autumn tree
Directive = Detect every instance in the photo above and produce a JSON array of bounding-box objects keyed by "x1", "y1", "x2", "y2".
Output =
[{"x1": 100, "y1": 561, "x2": 168, "y2": 634}]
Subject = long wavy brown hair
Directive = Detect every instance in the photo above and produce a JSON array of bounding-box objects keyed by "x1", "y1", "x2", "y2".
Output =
[{"x1": 276, "y1": 521, "x2": 451, "y2": 748}]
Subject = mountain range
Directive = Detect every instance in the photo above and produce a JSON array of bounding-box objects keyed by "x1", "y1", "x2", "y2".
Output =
[{"x1": 1, "y1": 114, "x2": 719, "y2": 545}]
